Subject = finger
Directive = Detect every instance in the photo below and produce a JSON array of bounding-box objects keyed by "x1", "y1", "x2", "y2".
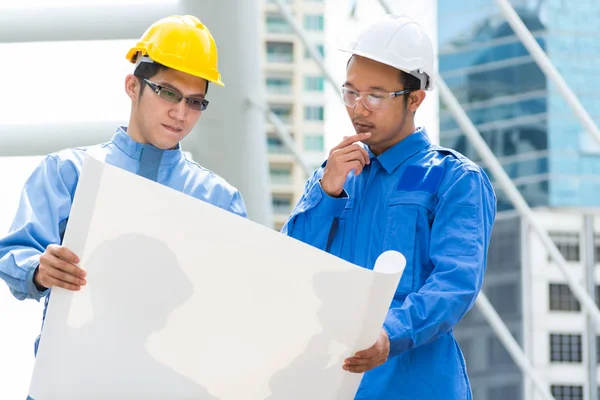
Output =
[
  {"x1": 330, "y1": 132, "x2": 371, "y2": 154},
  {"x1": 42, "y1": 275, "x2": 82, "y2": 291},
  {"x1": 50, "y1": 245, "x2": 81, "y2": 265},
  {"x1": 47, "y1": 253, "x2": 86, "y2": 278},
  {"x1": 344, "y1": 356, "x2": 373, "y2": 366},
  {"x1": 46, "y1": 265, "x2": 87, "y2": 286},
  {"x1": 40, "y1": 254, "x2": 86, "y2": 279},
  {"x1": 341, "y1": 146, "x2": 370, "y2": 166},
  {"x1": 343, "y1": 362, "x2": 376, "y2": 373},
  {"x1": 354, "y1": 345, "x2": 379, "y2": 359},
  {"x1": 337, "y1": 150, "x2": 367, "y2": 167},
  {"x1": 334, "y1": 160, "x2": 364, "y2": 177},
  {"x1": 349, "y1": 160, "x2": 365, "y2": 176}
]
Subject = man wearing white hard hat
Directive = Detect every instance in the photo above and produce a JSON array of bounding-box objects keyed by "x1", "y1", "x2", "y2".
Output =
[{"x1": 283, "y1": 14, "x2": 497, "y2": 399}]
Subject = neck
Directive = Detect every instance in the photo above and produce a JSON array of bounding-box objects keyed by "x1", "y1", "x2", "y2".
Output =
[
  {"x1": 126, "y1": 114, "x2": 148, "y2": 145},
  {"x1": 370, "y1": 121, "x2": 416, "y2": 156}
]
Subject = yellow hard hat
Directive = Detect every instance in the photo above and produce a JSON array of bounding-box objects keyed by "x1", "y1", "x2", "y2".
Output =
[{"x1": 126, "y1": 15, "x2": 224, "y2": 86}]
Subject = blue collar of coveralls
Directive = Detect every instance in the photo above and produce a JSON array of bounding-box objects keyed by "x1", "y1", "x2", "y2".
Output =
[
  {"x1": 111, "y1": 126, "x2": 183, "y2": 167},
  {"x1": 367, "y1": 127, "x2": 431, "y2": 174}
]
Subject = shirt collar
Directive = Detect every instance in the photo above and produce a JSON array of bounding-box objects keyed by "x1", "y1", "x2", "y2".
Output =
[
  {"x1": 368, "y1": 127, "x2": 431, "y2": 174},
  {"x1": 111, "y1": 126, "x2": 183, "y2": 166}
]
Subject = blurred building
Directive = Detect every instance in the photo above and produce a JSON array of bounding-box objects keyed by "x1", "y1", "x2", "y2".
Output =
[
  {"x1": 438, "y1": 0, "x2": 600, "y2": 212},
  {"x1": 458, "y1": 210, "x2": 600, "y2": 400},
  {"x1": 438, "y1": 1, "x2": 600, "y2": 400},
  {"x1": 261, "y1": 0, "x2": 328, "y2": 230}
]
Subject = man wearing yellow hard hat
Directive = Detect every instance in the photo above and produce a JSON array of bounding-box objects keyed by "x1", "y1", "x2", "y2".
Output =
[{"x1": 0, "y1": 15, "x2": 246, "y2": 381}]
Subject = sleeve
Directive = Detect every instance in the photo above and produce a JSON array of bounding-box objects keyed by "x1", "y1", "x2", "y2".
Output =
[
  {"x1": 228, "y1": 190, "x2": 249, "y2": 218},
  {"x1": 0, "y1": 155, "x2": 74, "y2": 301},
  {"x1": 281, "y1": 168, "x2": 349, "y2": 252},
  {"x1": 382, "y1": 168, "x2": 497, "y2": 357}
]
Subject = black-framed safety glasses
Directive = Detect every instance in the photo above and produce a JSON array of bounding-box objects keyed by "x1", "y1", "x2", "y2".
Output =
[{"x1": 143, "y1": 78, "x2": 209, "y2": 111}]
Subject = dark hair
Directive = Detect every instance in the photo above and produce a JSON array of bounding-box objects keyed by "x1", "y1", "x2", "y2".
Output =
[
  {"x1": 399, "y1": 71, "x2": 421, "y2": 110},
  {"x1": 133, "y1": 58, "x2": 209, "y2": 99}
]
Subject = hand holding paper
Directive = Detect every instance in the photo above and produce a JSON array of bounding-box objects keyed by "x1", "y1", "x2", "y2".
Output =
[
  {"x1": 343, "y1": 328, "x2": 390, "y2": 373},
  {"x1": 34, "y1": 245, "x2": 86, "y2": 291}
]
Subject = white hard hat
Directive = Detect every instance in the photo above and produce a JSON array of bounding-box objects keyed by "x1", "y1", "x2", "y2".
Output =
[{"x1": 339, "y1": 14, "x2": 435, "y2": 91}]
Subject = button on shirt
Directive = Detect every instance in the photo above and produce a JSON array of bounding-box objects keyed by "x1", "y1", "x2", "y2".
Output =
[
  {"x1": 283, "y1": 127, "x2": 496, "y2": 400},
  {"x1": 0, "y1": 126, "x2": 247, "y2": 353}
]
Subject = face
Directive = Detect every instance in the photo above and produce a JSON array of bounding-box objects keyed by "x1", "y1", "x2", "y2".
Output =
[
  {"x1": 344, "y1": 55, "x2": 425, "y2": 155},
  {"x1": 125, "y1": 68, "x2": 208, "y2": 150}
]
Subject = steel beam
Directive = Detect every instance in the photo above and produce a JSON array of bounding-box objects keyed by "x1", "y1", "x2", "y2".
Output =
[{"x1": 0, "y1": 2, "x2": 181, "y2": 43}]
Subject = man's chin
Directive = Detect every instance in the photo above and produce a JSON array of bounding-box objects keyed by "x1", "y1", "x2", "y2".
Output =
[
  {"x1": 152, "y1": 133, "x2": 185, "y2": 150},
  {"x1": 357, "y1": 135, "x2": 374, "y2": 146},
  {"x1": 150, "y1": 140, "x2": 180, "y2": 150}
]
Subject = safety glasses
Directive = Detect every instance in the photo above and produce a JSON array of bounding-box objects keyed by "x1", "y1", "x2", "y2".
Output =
[
  {"x1": 143, "y1": 78, "x2": 209, "y2": 111},
  {"x1": 341, "y1": 86, "x2": 411, "y2": 111}
]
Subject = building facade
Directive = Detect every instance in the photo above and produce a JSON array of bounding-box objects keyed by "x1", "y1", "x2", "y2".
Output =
[
  {"x1": 438, "y1": 1, "x2": 600, "y2": 400},
  {"x1": 261, "y1": 0, "x2": 328, "y2": 230},
  {"x1": 438, "y1": 0, "x2": 600, "y2": 211}
]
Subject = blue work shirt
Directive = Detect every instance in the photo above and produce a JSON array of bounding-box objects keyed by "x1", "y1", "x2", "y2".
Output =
[
  {"x1": 0, "y1": 126, "x2": 247, "y2": 354},
  {"x1": 282, "y1": 127, "x2": 496, "y2": 400}
]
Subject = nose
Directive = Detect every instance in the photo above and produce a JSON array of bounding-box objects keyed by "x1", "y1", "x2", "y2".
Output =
[
  {"x1": 354, "y1": 96, "x2": 371, "y2": 117},
  {"x1": 170, "y1": 99, "x2": 188, "y2": 122}
]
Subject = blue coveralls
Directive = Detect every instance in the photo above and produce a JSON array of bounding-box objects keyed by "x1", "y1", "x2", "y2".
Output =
[{"x1": 283, "y1": 127, "x2": 497, "y2": 399}]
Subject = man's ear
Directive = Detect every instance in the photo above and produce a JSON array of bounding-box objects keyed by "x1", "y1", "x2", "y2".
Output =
[
  {"x1": 408, "y1": 90, "x2": 426, "y2": 113},
  {"x1": 125, "y1": 74, "x2": 140, "y2": 101}
]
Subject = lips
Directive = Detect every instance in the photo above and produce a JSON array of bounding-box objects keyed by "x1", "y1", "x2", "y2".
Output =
[
  {"x1": 353, "y1": 121, "x2": 374, "y2": 133},
  {"x1": 162, "y1": 124, "x2": 183, "y2": 133}
]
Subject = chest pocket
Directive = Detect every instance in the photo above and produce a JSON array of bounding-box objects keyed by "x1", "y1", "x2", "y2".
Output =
[
  {"x1": 382, "y1": 191, "x2": 435, "y2": 295},
  {"x1": 325, "y1": 200, "x2": 353, "y2": 256}
]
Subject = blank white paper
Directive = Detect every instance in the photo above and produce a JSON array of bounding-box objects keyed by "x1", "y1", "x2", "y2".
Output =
[{"x1": 28, "y1": 155, "x2": 405, "y2": 400}]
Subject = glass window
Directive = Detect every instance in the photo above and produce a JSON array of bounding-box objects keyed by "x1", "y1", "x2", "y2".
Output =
[
  {"x1": 488, "y1": 384, "x2": 521, "y2": 400},
  {"x1": 550, "y1": 334, "x2": 582, "y2": 363},
  {"x1": 266, "y1": 14, "x2": 292, "y2": 34},
  {"x1": 266, "y1": 42, "x2": 294, "y2": 63},
  {"x1": 486, "y1": 282, "x2": 519, "y2": 316},
  {"x1": 487, "y1": 336, "x2": 514, "y2": 367},
  {"x1": 304, "y1": 14, "x2": 324, "y2": 31},
  {"x1": 271, "y1": 104, "x2": 293, "y2": 124},
  {"x1": 304, "y1": 76, "x2": 325, "y2": 92},
  {"x1": 304, "y1": 134, "x2": 324, "y2": 152},
  {"x1": 272, "y1": 195, "x2": 292, "y2": 214},
  {"x1": 270, "y1": 167, "x2": 292, "y2": 184},
  {"x1": 304, "y1": 106, "x2": 324, "y2": 121},
  {"x1": 549, "y1": 284, "x2": 580, "y2": 312},
  {"x1": 549, "y1": 232, "x2": 580, "y2": 262},
  {"x1": 266, "y1": 76, "x2": 292, "y2": 94},
  {"x1": 551, "y1": 385, "x2": 583, "y2": 400}
]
